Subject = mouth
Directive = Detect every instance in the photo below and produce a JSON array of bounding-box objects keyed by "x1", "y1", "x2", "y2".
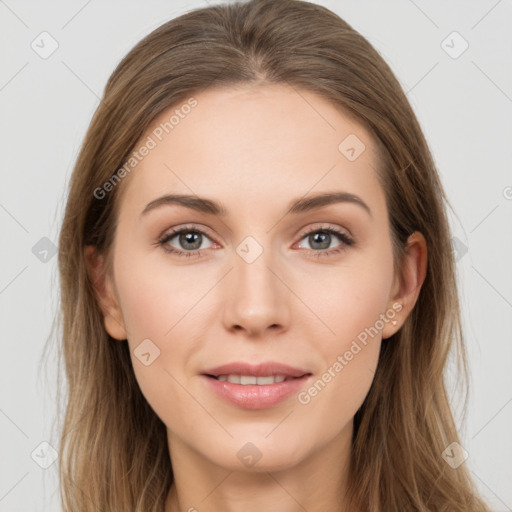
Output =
[
  {"x1": 201, "y1": 361, "x2": 311, "y2": 382},
  {"x1": 200, "y1": 361, "x2": 312, "y2": 409},
  {"x1": 204, "y1": 374, "x2": 307, "y2": 385}
]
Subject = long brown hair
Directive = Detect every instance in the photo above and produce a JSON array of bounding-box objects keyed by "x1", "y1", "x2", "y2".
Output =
[{"x1": 52, "y1": 0, "x2": 490, "y2": 510}]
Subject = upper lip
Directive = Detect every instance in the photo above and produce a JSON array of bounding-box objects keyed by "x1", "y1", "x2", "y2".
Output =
[{"x1": 202, "y1": 362, "x2": 311, "y2": 378}]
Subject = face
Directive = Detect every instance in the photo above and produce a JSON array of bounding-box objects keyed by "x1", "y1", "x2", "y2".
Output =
[{"x1": 95, "y1": 83, "x2": 412, "y2": 472}]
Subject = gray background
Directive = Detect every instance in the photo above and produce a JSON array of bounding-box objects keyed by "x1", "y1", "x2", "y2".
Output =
[{"x1": 1, "y1": 0, "x2": 511, "y2": 510}]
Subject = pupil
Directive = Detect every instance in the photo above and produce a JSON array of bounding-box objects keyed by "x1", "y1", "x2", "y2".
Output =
[
  {"x1": 310, "y1": 232, "x2": 330, "y2": 250},
  {"x1": 180, "y1": 232, "x2": 201, "y2": 250}
]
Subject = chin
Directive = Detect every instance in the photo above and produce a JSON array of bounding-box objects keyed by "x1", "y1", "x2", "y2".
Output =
[{"x1": 201, "y1": 436, "x2": 309, "y2": 473}]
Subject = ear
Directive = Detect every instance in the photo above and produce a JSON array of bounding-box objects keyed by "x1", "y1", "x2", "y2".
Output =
[
  {"x1": 84, "y1": 246, "x2": 127, "y2": 340},
  {"x1": 382, "y1": 231, "x2": 428, "y2": 340}
]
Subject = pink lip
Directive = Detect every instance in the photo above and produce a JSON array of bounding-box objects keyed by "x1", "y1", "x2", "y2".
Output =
[
  {"x1": 202, "y1": 361, "x2": 310, "y2": 378},
  {"x1": 201, "y1": 361, "x2": 312, "y2": 410}
]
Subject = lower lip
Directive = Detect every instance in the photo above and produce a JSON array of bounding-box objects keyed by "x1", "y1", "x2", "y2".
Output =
[{"x1": 202, "y1": 375, "x2": 310, "y2": 410}]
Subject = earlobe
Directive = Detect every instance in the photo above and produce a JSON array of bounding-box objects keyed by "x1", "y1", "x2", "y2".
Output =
[
  {"x1": 84, "y1": 246, "x2": 127, "y2": 341},
  {"x1": 382, "y1": 231, "x2": 428, "y2": 340}
]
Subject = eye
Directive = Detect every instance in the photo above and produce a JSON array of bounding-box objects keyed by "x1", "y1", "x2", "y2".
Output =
[
  {"x1": 296, "y1": 226, "x2": 354, "y2": 257},
  {"x1": 157, "y1": 226, "x2": 215, "y2": 258}
]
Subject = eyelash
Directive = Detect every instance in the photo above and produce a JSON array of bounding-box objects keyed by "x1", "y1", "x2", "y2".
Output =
[{"x1": 156, "y1": 224, "x2": 355, "y2": 259}]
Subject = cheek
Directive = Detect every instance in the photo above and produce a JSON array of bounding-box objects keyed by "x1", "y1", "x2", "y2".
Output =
[
  {"x1": 113, "y1": 241, "x2": 212, "y2": 342},
  {"x1": 292, "y1": 248, "x2": 393, "y2": 427},
  {"x1": 298, "y1": 249, "x2": 395, "y2": 350},
  {"x1": 110, "y1": 240, "x2": 226, "y2": 421},
  {"x1": 294, "y1": 281, "x2": 386, "y2": 445}
]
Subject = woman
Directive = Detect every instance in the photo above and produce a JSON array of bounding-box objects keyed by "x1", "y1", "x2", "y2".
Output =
[{"x1": 56, "y1": 0, "x2": 490, "y2": 510}]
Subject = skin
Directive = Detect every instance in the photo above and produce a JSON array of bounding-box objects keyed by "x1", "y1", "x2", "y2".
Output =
[{"x1": 87, "y1": 83, "x2": 427, "y2": 512}]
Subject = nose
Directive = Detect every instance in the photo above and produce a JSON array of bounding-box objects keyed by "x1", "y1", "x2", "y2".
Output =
[{"x1": 221, "y1": 247, "x2": 291, "y2": 338}]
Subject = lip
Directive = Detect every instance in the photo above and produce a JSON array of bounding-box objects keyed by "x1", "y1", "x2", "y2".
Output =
[
  {"x1": 202, "y1": 361, "x2": 310, "y2": 378},
  {"x1": 201, "y1": 361, "x2": 312, "y2": 410}
]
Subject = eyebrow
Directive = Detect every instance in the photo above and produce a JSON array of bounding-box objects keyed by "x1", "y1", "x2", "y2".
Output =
[{"x1": 140, "y1": 191, "x2": 372, "y2": 218}]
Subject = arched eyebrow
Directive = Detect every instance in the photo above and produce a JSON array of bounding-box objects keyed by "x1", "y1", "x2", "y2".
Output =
[
  {"x1": 140, "y1": 191, "x2": 372, "y2": 218},
  {"x1": 287, "y1": 192, "x2": 371, "y2": 218}
]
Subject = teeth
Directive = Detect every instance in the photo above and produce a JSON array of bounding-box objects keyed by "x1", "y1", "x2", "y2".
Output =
[{"x1": 216, "y1": 375, "x2": 288, "y2": 385}]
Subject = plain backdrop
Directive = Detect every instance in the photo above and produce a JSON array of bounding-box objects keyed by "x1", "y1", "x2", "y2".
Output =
[{"x1": 1, "y1": 0, "x2": 511, "y2": 510}]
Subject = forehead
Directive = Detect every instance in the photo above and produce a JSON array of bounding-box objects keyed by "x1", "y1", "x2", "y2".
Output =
[{"x1": 118, "y1": 83, "x2": 387, "y2": 219}]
